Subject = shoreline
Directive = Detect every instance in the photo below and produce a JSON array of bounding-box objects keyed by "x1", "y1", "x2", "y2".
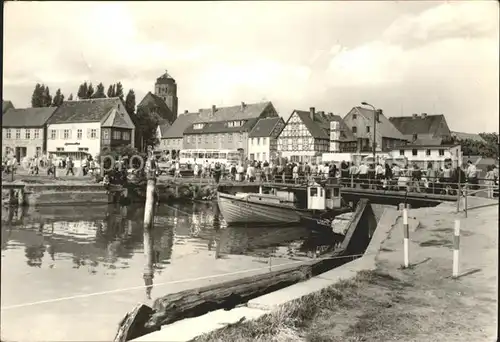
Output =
[{"x1": 131, "y1": 198, "x2": 497, "y2": 342}]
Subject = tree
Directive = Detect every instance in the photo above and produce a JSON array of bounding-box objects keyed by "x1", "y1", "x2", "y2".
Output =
[
  {"x1": 77, "y1": 82, "x2": 89, "y2": 100},
  {"x1": 93, "y1": 82, "x2": 106, "y2": 98},
  {"x1": 136, "y1": 106, "x2": 161, "y2": 151},
  {"x1": 42, "y1": 86, "x2": 52, "y2": 107},
  {"x1": 31, "y1": 83, "x2": 44, "y2": 108},
  {"x1": 115, "y1": 82, "x2": 124, "y2": 100},
  {"x1": 125, "y1": 89, "x2": 136, "y2": 116},
  {"x1": 52, "y1": 88, "x2": 65, "y2": 106},
  {"x1": 68, "y1": 93, "x2": 74, "y2": 101},
  {"x1": 107, "y1": 85, "x2": 115, "y2": 98},
  {"x1": 86, "y1": 83, "x2": 95, "y2": 99}
]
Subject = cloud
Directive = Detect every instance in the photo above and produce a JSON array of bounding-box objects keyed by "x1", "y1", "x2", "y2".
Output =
[{"x1": 2, "y1": 1, "x2": 498, "y2": 134}]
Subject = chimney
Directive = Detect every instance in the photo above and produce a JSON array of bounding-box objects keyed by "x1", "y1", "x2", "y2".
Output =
[
  {"x1": 198, "y1": 109, "x2": 203, "y2": 114},
  {"x1": 184, "y1": 110, "x2": 189, "y2": 114},
  {"x1": 412, "y1": 113, "x2": 418, "y2": 119},
  {"x1": 421, "y1": 113, "x2": 427, "y2": 118},
  {"x1": 241, "y1": 102, "x2": 246, "y2": 111},
  {"x1": 309, "y1": 107, "x2": 315, "y2": 120},
  {"x1": 211, "y1": 105, "x2": 216, "y2": 116}
]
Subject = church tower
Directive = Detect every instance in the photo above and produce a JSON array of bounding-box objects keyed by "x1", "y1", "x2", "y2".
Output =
[{"x1": 154, "y1": 70, "x2": 178, "y2": 121}]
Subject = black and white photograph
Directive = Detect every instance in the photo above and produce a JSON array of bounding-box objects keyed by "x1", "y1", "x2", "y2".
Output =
[{"x1": 1, "y1": 1, "x2": 498, "y2": 341}]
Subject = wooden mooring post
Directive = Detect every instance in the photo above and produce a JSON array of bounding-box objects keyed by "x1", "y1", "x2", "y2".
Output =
[{"x1": 143, "y1": 157, "x2": 157, "y2": 300}]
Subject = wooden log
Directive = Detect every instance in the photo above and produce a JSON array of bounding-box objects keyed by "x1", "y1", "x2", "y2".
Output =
[
  {"x1": 145, "y1": 265, "x2": 312, "y2": 329},
  {"x1": 114, "y1": 304, "x2": 157, "y2": 342}
]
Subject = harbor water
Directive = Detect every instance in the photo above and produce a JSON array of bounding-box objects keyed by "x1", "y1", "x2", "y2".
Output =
[{"x1": 1, "y1": 202, "x2": 341, "y2": 341}]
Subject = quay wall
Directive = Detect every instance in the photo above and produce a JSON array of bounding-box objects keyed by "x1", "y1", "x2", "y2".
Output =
[{"x1": 130, "y1": 202, "x2": 409, "y2": 342}]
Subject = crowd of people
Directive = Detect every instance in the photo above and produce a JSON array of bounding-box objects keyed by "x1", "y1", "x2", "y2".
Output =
[{"x1": 173, "y1": 157, "x2": 499, "y2": 197}]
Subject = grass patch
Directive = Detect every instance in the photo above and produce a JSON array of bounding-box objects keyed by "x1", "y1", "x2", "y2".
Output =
[{"x1": 193, "y1": 261, "x2": 494, "y2": 342}]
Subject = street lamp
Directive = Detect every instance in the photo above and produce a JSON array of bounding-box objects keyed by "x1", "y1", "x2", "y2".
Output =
[{"x1": 361, "y1": 102, "x2": 378, "y2": 164}]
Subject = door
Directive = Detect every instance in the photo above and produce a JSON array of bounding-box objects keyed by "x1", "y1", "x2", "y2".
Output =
[{"x1": 15, "y1": 147, "x2": 27, "y2": 162}]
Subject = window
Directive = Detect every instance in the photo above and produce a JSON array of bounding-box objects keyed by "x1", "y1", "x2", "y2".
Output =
[
  {"x1": 123, "y1": 131, "x2": 130, "y2": 140},
  {"x1": 213, "y1": 135, "x2": 217, "y2": 143},
  {"x1": 239, "y1": 133, "x2": 243, "y2": 142},
  {"x1": 113, "y1": 131, "x2": 121, "y2": 139},
  {"x1": 198, "y1": 136, "x2": 202, "y2": 143},
  {"x1": 166, "y1": 139, "x2": 170, "y2": 145},
  {"x1": 228, "y1": 134, "x2": 233, "y2": 142},
  {"x1": 90, "y1": 129, "x2": 97, "y2": 139},
  {"x1": 352, "y1": 114, "x2": 357, "y2": 120},
  {"x1": 5, "y1": 129, "x2": 11, "y2": 139},
  {"x1": 258, "y1": 138, "x2": 261, "y2": 145},
  {"x1": 412, "y1": 149, "x2": 418, "y2": 156},
  {"x1": 399, "y1": 150, "x2": 405, "y2": 156},
  {"x1": 77, "y1": 129, "x2": 83, "y2": 139},
  {"x1": 34, "y1": 129, "x2": 40, "y2": 139},
  {"x1": 352, "y1": 126, "x2": 357, "y2": 134},
  {"x1": 78, "y1": 147, "x2": 89, "y2": 152},
  {"x1": 256, "y1": 152, "x2": 260, "y2": 160},
  {"x1": 228, "y1": 122, "x2": 234, "y2": 128},
  {"x1": 438, "y1": 149, "x2": 445, "y2": 156},
  {"x1": 193, "y1": 123, "x2": 204, "y2": 129},
  {"x1": 63, "y1": 129, "x2": 70, "y2": 139},
  {"x1": 50, "y1": 129, "x2": 56, "y2": 140},
  {"x1": 366, "y1": 126, "x2": 370, "y2": 133},
  {"x1": 204, "y1": 135, "x2": 209, "y2": 143},
  {"x1": 426, "y1": 149, "x2": 431, "y2": 156},
  {"x1": 262, "y1": 152, "x2": 267, "y2": 161},
  {"x1": 16, "y1": 129, "x2": 21, "y2": 139},
  {"x1": 56, "y1": 147, "x2": 64, "y2": 152}
]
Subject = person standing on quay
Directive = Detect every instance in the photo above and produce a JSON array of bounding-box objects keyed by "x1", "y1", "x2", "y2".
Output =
[
  {"x1": 66, "y1": 157, "x2": 74, "y2": 176},
  {"x1": 213, "y1": 162, "x2": 222, "y2": 184}
]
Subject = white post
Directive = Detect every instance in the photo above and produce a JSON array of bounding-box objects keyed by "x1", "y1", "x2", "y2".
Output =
[
  {"x1": 453, "y1": 219, "x2": 460, "y2": 278},
  {"x1": 403, "y1": 208, "x2": 409, "y2": 268}
]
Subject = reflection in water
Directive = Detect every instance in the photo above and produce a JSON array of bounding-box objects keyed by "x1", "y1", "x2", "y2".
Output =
[{"x1": 1, "y1": 201, "x2": 343, "y2": 341}]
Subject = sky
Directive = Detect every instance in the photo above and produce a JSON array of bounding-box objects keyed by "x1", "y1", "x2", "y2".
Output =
[{"x1": 3, "y1": 1, "x2": 499, "y2": 133}]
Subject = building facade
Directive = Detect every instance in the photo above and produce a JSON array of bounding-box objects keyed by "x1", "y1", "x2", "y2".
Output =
[
  {"x1": 247, "y1": 117, "x2": 285, "y2": 162},
  {"x1": 388, "y1": 144, "x2": 463, "y2": 169},
  {"x1": 46, "y1": 98, "x2": 135, "y2": 165},
  {"x1": 389, "y1": 113, "x2": 452, "y2": 144},
  {"x1": 343, "y1": 106, "x2": 407, "y2": 152},
  {"x1": 183, "y1": 102, "x2": 278, "y2": 156},
  {"x1": 2, "y1": 107, "x2": 57, "y2": 160},
  {"x1": 277, "y1": 108, "x2": 356, "y2": 163},
  {"x1": 158, "y1": 111, "x2": 199, "y2": 158}
]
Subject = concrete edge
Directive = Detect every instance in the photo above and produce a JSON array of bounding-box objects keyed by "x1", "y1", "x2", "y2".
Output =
[{"x1": 131, "y1": 207, "x2": 407, "y2": 342}]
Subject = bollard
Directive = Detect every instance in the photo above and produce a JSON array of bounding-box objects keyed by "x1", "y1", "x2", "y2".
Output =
[
  {"x1": 464, "y1": 185, "x2": 468, "y2": 218},
  {"x1": 453, "y1": 219, "x2": 460, "y2": 278},
  {"x1": 403, "y1": 208, "x2": 409, "y2": 268}
]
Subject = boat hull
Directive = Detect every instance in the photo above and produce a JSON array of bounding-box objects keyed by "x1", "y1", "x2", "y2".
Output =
[{"x1": 217, "y1": 193, "x2": 307, "y2": 224}]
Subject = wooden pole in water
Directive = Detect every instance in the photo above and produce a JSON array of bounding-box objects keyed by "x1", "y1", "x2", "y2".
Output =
[
  {"x1": 403, "y1": 208, "x2": 409, "y2": 268},
  {"x1": 143, "y1": 155, "x2": 157, "y2": 299},
  {"x1": 453, "y1": 219, "x2": 460, "y2": 278}
]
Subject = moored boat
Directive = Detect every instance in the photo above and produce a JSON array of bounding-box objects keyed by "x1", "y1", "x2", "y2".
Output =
[
  {"x1": 217, "y1": 181, "x2": 349, "y2": 225},
  {"x1": 217, "y1": 192, "x2": 309, "y2": 224}
]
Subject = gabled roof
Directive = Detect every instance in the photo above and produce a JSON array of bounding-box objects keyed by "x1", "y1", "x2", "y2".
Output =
[
  {"x1": 2, "y1": 100, "x2": 14, "y2": 113},
  {"x1": 101, "y1": 108, "x2": 130, "y2": 128},
  {"x1": 451, "y1": 131, "x2": 486, "y2": 143},
  {"x1": 184, "y1": 118, "x2": 259, "y2": 135},
  {"x1": 389, "y1": 114, "x2": 449, "y2": 137},
  {"x1": 194, "y1": 102, "x2": 273, "y2": 123},
  {"x1": 352, "y1": 107, "x2": 406, "y2": 140},
  {"x1": 292, "y1": 110, "x2": 356, "y2": 141},
  {"x1": 248, "y1": 117, "x2": 284, "y2": 138},
  {"x1": 158, "y1": 121, "x2": 172, "y2": 137},
  {"x1": 413, "y1": 137, "x2": 443, "y2": 146},
  {"x1": 47, "y1": 98, "x2": 123, "y2": 124},
  {"x1": 161, "y1": 113, "x2": 199, "y2": 139},
  {"x1": 2, "y1": 107, "x2": 58, "y2": 127},
  {"x1": 137, "y1": 92, "x2": 173, "y2": 121}
]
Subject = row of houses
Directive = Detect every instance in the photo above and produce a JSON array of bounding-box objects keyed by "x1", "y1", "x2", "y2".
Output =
[{"x1": 2, "y1": 70, "x2": 488, "y2": 166}]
